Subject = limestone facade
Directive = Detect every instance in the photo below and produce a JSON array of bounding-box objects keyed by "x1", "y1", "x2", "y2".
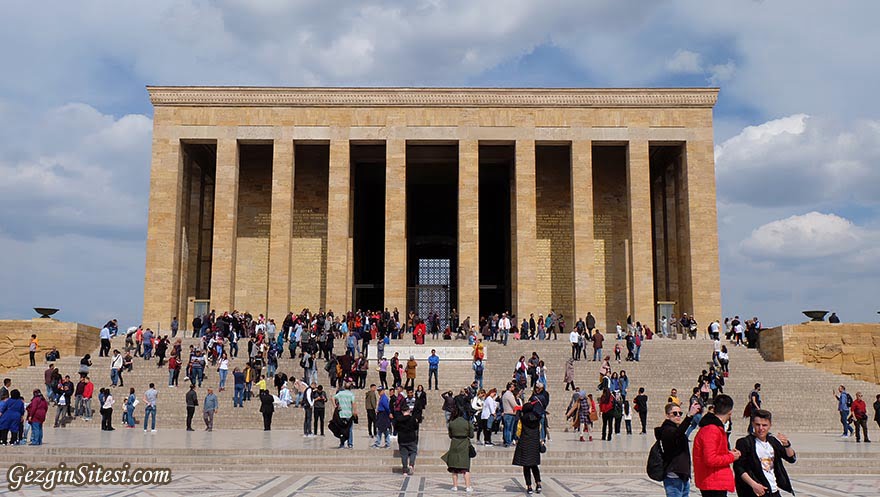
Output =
[
  {"x1": 759, "y1": 323, "x2": 880, "y2": 384},
  {"x1": 143, "y1": 87, "x2": 721, "y2": 333},
  {"x1": 0, "y1": 320, "x2": 100, "y2": 372}
]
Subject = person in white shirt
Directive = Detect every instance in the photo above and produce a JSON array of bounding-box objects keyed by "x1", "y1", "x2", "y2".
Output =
[
  {"x1": 733, "y1": 409, "x2": 796, "y2": 497},
  {"x1": 570, "y1": 330, "x2": 580, "y2": 360},
  {"x1": 499, "y1": 314, "x2": 511, "y2": 346},
  {"x1": 481, "y1": 389, "x2": 498, "y2": 446}
]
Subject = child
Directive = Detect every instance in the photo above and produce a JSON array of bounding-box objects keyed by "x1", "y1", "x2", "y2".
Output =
[
  {"x1": 614, "y1": 343, "x2": 622, "y2": 363},
  {"x1": 623, "y1": 400, "x2": 632, "y2": 434}
]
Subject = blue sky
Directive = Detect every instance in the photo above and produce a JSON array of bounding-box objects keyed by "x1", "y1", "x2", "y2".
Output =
[{"x1": 1, "y1": 1, "x2": 878, "y2": 328}]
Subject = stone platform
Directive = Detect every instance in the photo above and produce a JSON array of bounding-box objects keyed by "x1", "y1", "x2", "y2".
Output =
[{"x1": 0, "y1": 319, "x2": 99, "y2": 372}]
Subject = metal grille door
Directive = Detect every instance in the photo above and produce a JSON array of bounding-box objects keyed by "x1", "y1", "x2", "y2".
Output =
[{"x1": 409, "y1": 258, "x2": 451, "y2": 328}]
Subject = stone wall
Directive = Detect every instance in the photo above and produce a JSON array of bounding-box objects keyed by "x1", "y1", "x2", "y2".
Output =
[
  {"x1": 592, "y1": 147, "x2": 630, "y2": 332},
  {"x1": 234, "y1": 147, "x2": 272, "y2": 316},
  {"x1": 0, "y1": 320, "x2": 100, "y2": 372},
  {"x1": 291, "y1": 145, "x2": 329, "y2": 311},
  {"x1": 535, "y1": 146, "x2": 574, "y2": 321},
  {"x1": 759, "y1": 322, "x2": 880, "y2": 384}
]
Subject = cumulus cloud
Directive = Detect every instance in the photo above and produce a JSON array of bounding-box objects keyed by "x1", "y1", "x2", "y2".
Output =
[
  {"x1": 0, "y1": 101, "x2": 152, "y2": 241},
  {"x1": 740, "y1": 212, "x2": 864, "y2": 259},
  {"x1": 666, "y1": 49, "x2": 703, "y2": 74},
  {"x1": 715, "y1": 114, "x2": 880, "y2": 208}
]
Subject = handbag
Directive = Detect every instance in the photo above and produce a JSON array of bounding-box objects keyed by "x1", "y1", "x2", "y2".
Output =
[
  {"x1": 468, "y1": 444, "x2": 477, "y2": 458},
  {"x1": 589, "y1": 410, "x2": 599, "y2": 422},
  {"x1": 132, "y1": 399, "x2": 140, "y2": 408}
]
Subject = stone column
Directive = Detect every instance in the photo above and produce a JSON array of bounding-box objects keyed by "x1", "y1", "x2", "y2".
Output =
[
  {"x1": 209, "y1": 139, "x2": 240, "y2": 313},
  {"x1": 267, "y1": 139, "x2": 294, "y2": 321},
  {"x1": 513, "y1": 139, "x2": 537, "y2": 320},
  {"x1": 570, "y1": 140, "x2": 595, "y2": 321},
  {"x1": 626, "y1": 140, "x2": 655, "y2": 326},
  {"x1": 458, "y1": 140, "x2": 479, "y2": 325},
  {"x1": 142, "y1": 137, "x2": 184, "y2": 330},
  {"x1": 384, "y1": 139, "x2": 407, "y2": 313},
  {"x1": 326, "y1": 139, "x2": 351, "y2": 315},
  {"x1": 682, "y1": 139, "x2": 721, "y2": 322}
]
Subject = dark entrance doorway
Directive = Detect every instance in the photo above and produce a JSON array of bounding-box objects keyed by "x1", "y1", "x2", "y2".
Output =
[
  {"x1": 352, "y1": 144, "x2": 386, "y2": 311},
  {"x1": 478, "y1": 144, "x2": 513, "y2": 317},
  {"x1": 406, "y1": 144, "x2": 458, "y2": 326}
]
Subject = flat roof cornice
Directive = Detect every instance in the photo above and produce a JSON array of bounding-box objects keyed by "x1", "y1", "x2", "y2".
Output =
[{"x1": 147, "y1": 86, "x2": 719, "y2": 109}]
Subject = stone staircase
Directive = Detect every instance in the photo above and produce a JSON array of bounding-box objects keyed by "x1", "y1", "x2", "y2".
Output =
[{"x1": 3, "y1": 334, "x2": 877, "y2": 433}]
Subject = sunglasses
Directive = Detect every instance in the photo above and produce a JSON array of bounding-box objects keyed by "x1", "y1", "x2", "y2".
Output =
[{"x1": 670, "y1": 412, "x2": 684, "y2": 417}]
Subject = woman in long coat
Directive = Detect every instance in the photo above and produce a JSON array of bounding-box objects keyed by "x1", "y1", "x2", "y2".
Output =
[
  {"x1": 442, "y1": 407, "x2": 474, "y2": 492},
  {"x1": 513, "y1": 400, "x2": 543, "y2": 494}
]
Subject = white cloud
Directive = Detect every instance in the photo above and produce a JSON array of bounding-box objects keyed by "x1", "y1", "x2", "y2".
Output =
[
  {"x1": 666, "y1": 49, "x2": 703, "y2": 74},
  {"x1": 708, "y1": 60, "x2": 736, "y2": 85},
  {"x1": 715, "y1": 114, "x2": 880, "y2": 208},
  {"x1": 740, "y1": 212, "x2": 864, "y2": 260},
  {"x1": 0, "y1": 101, "x2": 152, "y2": 240}
]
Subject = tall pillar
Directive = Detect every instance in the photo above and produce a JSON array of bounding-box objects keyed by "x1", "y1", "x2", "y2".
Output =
[
  {"x1": 458, "y1": 140, "x2": 479, "y2": 324},
  {"x1": 209, "y1": 139, "x2": 239, "y2": 313},
  {"x1": 384, "y1": 139, "x2": 407, "y2": 313},
  {"x1": 326, "y1": 139, "x2": 351, "y2": 315},
  {"x1": 513, "y1": 139, "x2": 537, "y2": 320},
  {"x1": 682, "y1": 139, "x2": 721, "y2": 322},
  {"x1": 142, "y1": 137, "x2": 184, "y2": 330},
  {"x1": 626, "y1": 140, "x2": 655, "y2": 325},
  {"x1": 267, "y1": 139, "x2": 294, "y2": 321},
  {"x1": 570, "y1": 140, "x2": 595, "y2": 321}
]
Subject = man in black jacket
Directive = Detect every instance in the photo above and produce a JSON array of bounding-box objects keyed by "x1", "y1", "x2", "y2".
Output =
[
  {"x1": 655, "y1": 400, "x2": 701, "y2": 497},
  {"x1": 733, "y1": 409, "x2": 796, "y2": 497},
  {"x1": 185, "y1": 384, "x2": 198, "y2": 431}
]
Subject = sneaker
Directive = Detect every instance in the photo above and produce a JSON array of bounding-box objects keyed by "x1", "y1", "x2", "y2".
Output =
[
  {"x1": 151, "y1": 429, "x2": 157, "y2": 433},
  {"x1": 451, "y1": 487, "x2": 458, "y2": 492},
  {"x1": 536, "y1": 484, "x2": 542, "y2": 494},
  {"x1": 527, "y1": 487, "x2": 534, "y2": 495},
  {"x1": 465, "y1": 487, "x2": 473, "y2": 493},
  {"x1": 485, "y1": 442, "x2": 494, "y2": 446},
  {"x1": 579, "y1": 436, "x2": 585, "y2": 442}
]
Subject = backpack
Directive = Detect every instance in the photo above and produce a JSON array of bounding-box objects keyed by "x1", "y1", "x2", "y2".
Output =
[
  {"x1": 845, "y1": 392, "x2": 853, "y2": 408},
  {"x1": 646, "y1": 439, "x2": 667, "y2": 482}
]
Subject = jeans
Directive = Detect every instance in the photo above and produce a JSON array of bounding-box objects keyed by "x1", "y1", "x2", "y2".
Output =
[
  {"x1": 191, "y1": 367, "x2": 203, "y2": 387},
  {"x1": 30, "y1": 422, "x2": 43, "y2": 445},
  {"x1": 219, "y1": 369, "x2": 228, "y2": 389},
  {"x1": 502, "y1": 329, "x2": 509, "y2": 346},
  {"x1": 314, "y1": 408, "x2": 325, "y2": 435},
  {"x1": 234, "y1": 384, "x2": 244, "y2": 407},
  {"x1": 594, "y1": 348, "x2": 602, "y2": 361},
  {"x1": 110, "y1": 368, "x2": 119, "y2": 386},
  {"x1": 841, "y1": 410, "x2": 854, "y2": 435},
  {"x1": 126, "y1": 405, "x2": 135, "y2": 427},
  {"x1": 267, "y1": 363, "x2": 277, "y2": 378},
  {"x1": 685, "y1": 413, "x2": 702, "y2": 438},
  {"x1": 635, "y1": 345, "x2": 641, "y2": 361},
  {"x1": 143, "y1": 344, "x2": 153, "y2": 360},
  {"x1": 230, "y1": 341, "x2": 238, "y2": 358},
  {"x1": 303, "y1": 405, "x2": 313, "y2": 435},
  {"x1": 82, "y1": 398, "x2": 92, "y2": 419},
  {"x1": 503, "y1": 413, "x2": 517, "y2": 446},
  {"x1": 375, "y1": 429, "x2": 390, "y2": 447},
  {"x1": 663, "y1": 476, "x2": 690, "y2": 497},
  {"x1": 168, "y1": 370, "x2": 175, "y2": 386},
  {"x1": 143, "y1": 406, "x2": 156, "y2": 430},
  {"x1": 428, "y1": 369, "x2": 438, "y2": 389},
  {"x1": 475, "y1": 374, "x2": 483, "y2": 389}
]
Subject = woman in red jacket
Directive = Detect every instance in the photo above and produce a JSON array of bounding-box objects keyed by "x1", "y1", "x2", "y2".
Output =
[
  {"x1": 693, "y1": 394, "x2": 742, "y2": 496},
  {"x1": 25, "y1": 389, "x2": 48, "y2": 445}
]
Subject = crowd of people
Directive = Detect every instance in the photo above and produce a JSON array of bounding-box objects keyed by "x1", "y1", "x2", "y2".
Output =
[{"x1": 5, "y1": 307, "x2": 878, "y2": 496}]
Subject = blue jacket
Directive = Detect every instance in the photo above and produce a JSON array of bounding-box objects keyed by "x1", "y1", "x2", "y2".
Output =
[
  {"x1": 377, "y1": 394, "x2": 390, "y2": 413},
  {"x1": 0, "y1": 398, "x2": 25, "y2": 431},
  {"x1": 428, "y1": 355, "x2": 439, "y2": 370}
]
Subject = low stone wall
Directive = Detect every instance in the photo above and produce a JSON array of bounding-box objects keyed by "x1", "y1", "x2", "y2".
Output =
[
  {"x1": 759, "y1": 322, "x2": 880, "y2": 384},
  {"x1": 0, "y1": 319, "x2": 100, "y2": 372}
]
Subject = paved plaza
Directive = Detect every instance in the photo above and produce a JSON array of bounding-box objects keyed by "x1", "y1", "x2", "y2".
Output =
[
  {"x1": 1, "y1": 472, "x2": 878, "y2": 496},
  {"x1": 1, "y1": 430, "x2": 878, "y2": 496}
]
